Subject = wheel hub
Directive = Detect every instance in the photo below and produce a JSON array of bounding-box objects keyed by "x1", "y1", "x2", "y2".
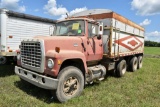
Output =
[{"x1": 63, "y1": 77, "x2": 79, "y2": 96}]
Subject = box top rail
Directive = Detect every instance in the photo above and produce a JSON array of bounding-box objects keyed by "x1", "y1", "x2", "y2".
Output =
[{"x1": 72, "y1": 9, "x2": 144, "y2": 31}]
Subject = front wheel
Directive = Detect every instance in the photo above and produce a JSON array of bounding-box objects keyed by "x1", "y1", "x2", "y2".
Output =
[{"x1": 56, "y1": 66, "x2": 84, "y2": 103}]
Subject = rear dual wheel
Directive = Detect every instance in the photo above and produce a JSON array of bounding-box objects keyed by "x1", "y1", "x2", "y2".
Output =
[
  {"x1": 116, "y1": 60, "x2": 127, "y2": 77},
  {"x1": 137, "y1": 56, "x2": 143, "y2": 69},
  {"x1": 115, "y1": 55, "x2": 143, "y2": 77},
  {"x1": 129, "y1": 55, "x2": 143, "y2": 72},
  {"x1": 129, "y1": 56, "x2": 138, "y2": 72}
]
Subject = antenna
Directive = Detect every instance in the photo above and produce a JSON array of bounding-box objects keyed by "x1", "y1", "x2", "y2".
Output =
[{"x1": 66, "y1": 13, "x2": 69, "y2": 18}]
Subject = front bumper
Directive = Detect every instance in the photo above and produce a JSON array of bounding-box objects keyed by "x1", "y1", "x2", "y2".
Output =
[{"x1": 15, "y1": 66, "x2": 58, "y2": 90}]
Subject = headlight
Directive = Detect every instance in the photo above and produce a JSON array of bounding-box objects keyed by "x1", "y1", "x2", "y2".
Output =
[
  {"x1": 47, "y1": 59, "x2": 54, "y2": 68},
  {"x1": 17, "y1": 54, "x2": 21, "y2": 60}
]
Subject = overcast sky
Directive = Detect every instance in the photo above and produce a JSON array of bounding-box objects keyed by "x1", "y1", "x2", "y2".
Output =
[{"x1": 0, "y1": 0, "x2": 160, "y2": 42}]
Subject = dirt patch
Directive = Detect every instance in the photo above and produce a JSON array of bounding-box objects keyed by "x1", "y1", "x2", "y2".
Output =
[{"x1": 144, "y1": 54, "x2": 160, "y2": 58}]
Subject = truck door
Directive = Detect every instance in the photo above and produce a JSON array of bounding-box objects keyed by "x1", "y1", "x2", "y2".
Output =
[{"x1": 86, "y1": 22, "x2": 103, "y2": 61}]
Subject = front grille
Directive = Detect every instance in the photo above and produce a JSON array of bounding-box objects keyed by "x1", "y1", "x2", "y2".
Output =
[{"x1": 21, "y1": 41, "x2": 42, "y2": 68}]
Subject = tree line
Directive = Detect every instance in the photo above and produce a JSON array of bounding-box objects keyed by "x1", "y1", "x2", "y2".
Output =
[{"x1": 145, "y1": 41, "x2": 160, "y2": 47}]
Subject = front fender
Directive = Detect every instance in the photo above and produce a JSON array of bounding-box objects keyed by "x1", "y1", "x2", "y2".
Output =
[{"x1": 45, "y1": 50, "x2": 87, "y2": 76}]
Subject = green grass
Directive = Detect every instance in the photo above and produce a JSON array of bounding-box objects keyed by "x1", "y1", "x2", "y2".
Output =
[
  {"x1": 144, "y1": 47, "x2": 160, "y2": 55},
  {"x1": 0, "y1": 47, "x2": 160, "y2": 106},
  {"x1": 0, "y1": 57, "x2": 160, "y2": 107}
]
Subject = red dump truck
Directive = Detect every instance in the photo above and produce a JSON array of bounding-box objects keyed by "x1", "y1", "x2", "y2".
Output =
[{"x1": 15, "y1": 9, "x2": 144, "y2": 102}]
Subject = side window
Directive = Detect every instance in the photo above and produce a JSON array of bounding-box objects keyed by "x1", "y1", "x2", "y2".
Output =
[
  {"x1": 88, "y1": 23, "x2": 98, "y2": 38},
  {"x1": 60, "y1": 26, "x2": 67, "y2": 34},
  {"x1": 88, "y1": 23, "x2": 92, "y2": 37}
]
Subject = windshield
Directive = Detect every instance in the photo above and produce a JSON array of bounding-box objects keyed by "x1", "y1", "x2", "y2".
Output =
[{"x1": 54, "y1": 20, "x2": 85, "y2": 36}]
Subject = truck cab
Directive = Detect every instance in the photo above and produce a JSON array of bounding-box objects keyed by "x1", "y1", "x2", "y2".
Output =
[{"x1": 55, "y1": 18, "x2": 103, "y2": 61}]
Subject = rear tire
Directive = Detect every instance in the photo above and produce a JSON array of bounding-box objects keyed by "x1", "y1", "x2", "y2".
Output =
[
  {"x1": 137, "y1": 56, "x2": 143, "y2": 69},
  {"x1": 116, "y1": 60, "x2": 127, "y2": 77},
  {"x1": 56, "y1": 66, "x2": 84, "y2": 103},
  {"x1": 130, "y1": 57, "x2": 138, "y2": 72}
]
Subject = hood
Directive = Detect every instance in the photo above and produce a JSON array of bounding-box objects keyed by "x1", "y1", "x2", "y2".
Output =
[{"x1": 34, "y1": 36, "x2": 84, "y2": 53}]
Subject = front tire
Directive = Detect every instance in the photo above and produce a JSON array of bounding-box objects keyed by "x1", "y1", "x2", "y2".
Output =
[{"x1": 56, "y1": 66, "x2": 84, "y2": 103}]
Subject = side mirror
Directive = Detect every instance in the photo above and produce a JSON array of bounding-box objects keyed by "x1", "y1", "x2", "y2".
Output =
[
  {"x1": 98, "y1": 23, "x2": 103, "y2": 35},
  {"x1": 97, "y1": 34, "x2": 102, "y2": 40}
]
